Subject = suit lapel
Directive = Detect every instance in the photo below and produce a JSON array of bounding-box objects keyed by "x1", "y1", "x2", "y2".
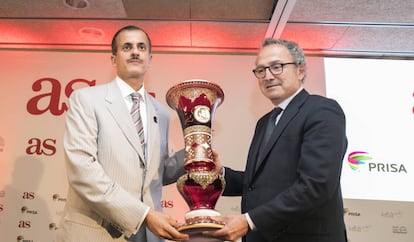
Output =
[
  {"x1": 246, "y1": 116, "x2": 269, "y2": 181},
  {"x1": 105, "y1": 81, "x2": 145, "y2": 163},
  {"x1": 144, "y1": 93, "x2": 160, "y2": 169},
  {"x1": 252, "y1": 89, "x2": 309, "y2": 177}
]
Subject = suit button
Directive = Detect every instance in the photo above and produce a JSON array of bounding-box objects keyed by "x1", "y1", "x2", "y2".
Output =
[{"x1": 248, "y1": 185, "x2": 255, "y2": 191}]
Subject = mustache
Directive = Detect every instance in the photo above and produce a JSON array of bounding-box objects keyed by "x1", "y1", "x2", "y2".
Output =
[{"x1": 127, "y1": 56, "x2": 143, "y2": 63}]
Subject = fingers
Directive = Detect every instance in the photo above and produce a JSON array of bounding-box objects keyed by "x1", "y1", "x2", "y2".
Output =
[
  {"x1": 156, "y1": 226, "x2": 187, "y2": 241},
  {"x1": 202, "y1": 215, "x2": 248, "y2": 242},
  {"x1": 159, "y1": 217, "x2": 188, "y2": 240},
  {"x1": 165, "y1": 229, "x2": 189, "y2": 241},
  {"x1": 211, "y1": 149, "x2": 223, "y2": 173},
  {"x1": 209, "y1": 215, "x2": 227, "y2": 224},
  {"x1": 202, "y1": 216, "x2": 227, "y2": 239},
  {"x1": 158, "y1": 227, "x2": 188, "y2": 241},
  {"x1": 211, "y1": 149, "x2": 220, "y2": 161},
  {"x1": 165, "y1": 218, "x2": 188, "y2": 240},
  {"x1": 203, "y1": 227, "x2": 230, "y2": 241},
  {"x1": 146, "y1": 210, "x2": 189, "y2": 241}
]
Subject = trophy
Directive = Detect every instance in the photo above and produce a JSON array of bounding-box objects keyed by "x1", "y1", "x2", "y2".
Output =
[{"x1": 166, "y1": 79, "x2": 225, "y2": 240}]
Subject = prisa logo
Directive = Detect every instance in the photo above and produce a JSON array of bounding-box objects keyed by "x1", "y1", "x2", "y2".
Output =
[
  {"x1": 347, "y1": 151, "x2": 407, "y2": 173},
  {"x1": 368, "y1": 163, "x2": 407, "y2": 173},
  {"x1": 347, "y1": 151, "x2": 371, "y2": 170}
]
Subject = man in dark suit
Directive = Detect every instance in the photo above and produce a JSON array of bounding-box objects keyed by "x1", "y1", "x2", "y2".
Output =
[{"x1": 206, "y1": 38, "x2": 348, "y2": 242}]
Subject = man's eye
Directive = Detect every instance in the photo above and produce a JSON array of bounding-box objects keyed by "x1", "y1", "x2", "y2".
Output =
[
  {"x1": 270, "y1": 65, "x2": 282, "y2": 71},
  {"x1": 138, "y1": 44, "x2": 146, "y2": 50},
  {"x1": 256, "y1": 68, "x2": 265, "y2": 73},
  {"x1": 122, "y1": 45, "x2": 131, "y2": 51}
]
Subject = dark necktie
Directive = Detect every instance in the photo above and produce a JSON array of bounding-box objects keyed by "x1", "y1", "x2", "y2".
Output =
[
  {"x1": 263, "y1": 107, "x2": 283, "y2": 145},
  {"x1": 255, "y1": 107, "x2": 283, "y2": 172}
]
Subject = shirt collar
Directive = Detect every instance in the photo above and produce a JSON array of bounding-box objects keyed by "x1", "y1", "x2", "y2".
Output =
[
  {"x1": 115, "y1": 76, "x2": 146, "y2": 102},
  {"x1": 277, "y1": 86, "x2": 303, "y2": 110}
]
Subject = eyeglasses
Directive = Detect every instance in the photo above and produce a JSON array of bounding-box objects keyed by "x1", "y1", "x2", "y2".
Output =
[{"x1": 252, "y1": 62, "x2": 297, "y2": 78}]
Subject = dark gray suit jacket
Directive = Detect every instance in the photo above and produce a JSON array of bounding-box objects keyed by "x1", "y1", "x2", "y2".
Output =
[{"x1": 224, "y1": 89, "x2": 348, "y2": 242}]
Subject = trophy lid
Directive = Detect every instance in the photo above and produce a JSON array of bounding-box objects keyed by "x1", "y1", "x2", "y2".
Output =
[{"x1": 165, "y1": 79, "x2": 224, "y2": 109}]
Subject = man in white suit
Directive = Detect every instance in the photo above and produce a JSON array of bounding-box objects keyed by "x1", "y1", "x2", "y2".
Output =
[{"x1": 56, "y1": 25, "x2": 189, "y2": 242}]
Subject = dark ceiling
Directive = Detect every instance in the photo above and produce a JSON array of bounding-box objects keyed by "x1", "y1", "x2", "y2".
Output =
[{"x1": 0, "y1": 0, "x2": 413, "y2": 58}]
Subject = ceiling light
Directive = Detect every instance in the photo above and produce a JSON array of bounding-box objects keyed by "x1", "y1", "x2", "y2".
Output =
[
  {"x1": 78, "y1": 27, "x2": 105, "y2": 40},
  {"x1": 64, "y1": 0, "x2": 89, "y2": 9}
]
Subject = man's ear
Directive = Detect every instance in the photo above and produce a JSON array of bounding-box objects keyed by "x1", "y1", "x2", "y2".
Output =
[
  {"x1": 298, "y1": 64, "x2": 306, "y2": 82},
  {"x1": 111, "y1": 55, "x2": 116, "y2": 65}
]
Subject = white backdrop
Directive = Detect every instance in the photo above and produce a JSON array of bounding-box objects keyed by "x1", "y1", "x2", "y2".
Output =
[
  {"x1": 0, "y1": 49, "x2": 412, "y2": 242},
  {"x1": 326, "y1": 58, "x2": 414, "y2": 242},
  {"x1": 325, "y1": 58, "x2": 414, "y2": 202}
]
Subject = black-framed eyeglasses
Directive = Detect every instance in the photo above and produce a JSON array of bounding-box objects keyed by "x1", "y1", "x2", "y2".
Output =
[{"x1": 252, "y1": 62, "x2": 297, "y2": 78}]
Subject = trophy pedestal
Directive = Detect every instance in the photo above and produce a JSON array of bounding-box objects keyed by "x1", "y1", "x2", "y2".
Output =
[
  {"x1": 177, "y1": 209, "x2": 224, "y2": 230},
  {"x1": 177, "y1": 209, "x2": 224, "y2": 241},
  {"x1": 179, "y1": 226, "x2": 224, "y2": 242}
]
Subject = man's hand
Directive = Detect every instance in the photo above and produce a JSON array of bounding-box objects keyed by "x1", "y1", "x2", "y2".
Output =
[
  {"x1": 203, "y1": 214, "x2": 249, "y2": 242},
  {"x1": 212, "y1": 148, "x2": 223, "y2": 174},
  {"x1": 145, "y1": 209, "x2": 189, "y2": 241}
]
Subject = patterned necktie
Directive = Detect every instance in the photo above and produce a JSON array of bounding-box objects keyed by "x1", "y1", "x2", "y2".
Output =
[{"x1": 130, "y1": 92, "x2": 145, "y2": 146}]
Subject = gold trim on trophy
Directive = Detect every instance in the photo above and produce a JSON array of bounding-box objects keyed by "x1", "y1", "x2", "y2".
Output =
[{"x1": 166, "y1": 79, "x2": 225, "y2": 241}]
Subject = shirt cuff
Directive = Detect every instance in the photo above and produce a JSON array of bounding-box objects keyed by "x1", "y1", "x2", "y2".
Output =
[
  {"x1": 244, "y1": 213, "x2": 257, "y2": 231},
  {"x1": 220, "y1": 167, "x2": 225, "y2": 176},
  {"x1": 134, "y1": 206, "x2": 150, "y2": 234}
]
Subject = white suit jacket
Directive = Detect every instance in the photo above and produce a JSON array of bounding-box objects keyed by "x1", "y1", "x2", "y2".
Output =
[{"x1": 57, "y1": 80, "x2": 185, "y2": 242}]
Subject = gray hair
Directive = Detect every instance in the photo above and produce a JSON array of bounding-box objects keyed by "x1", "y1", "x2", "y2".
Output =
[{"x1": 262, "y1": 38, "x2": 307, "y2": 81}]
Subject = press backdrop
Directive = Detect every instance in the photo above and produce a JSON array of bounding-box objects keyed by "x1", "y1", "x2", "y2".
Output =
[{"x1": 0, "y1": 50, "x2": 412, "y2": 242}]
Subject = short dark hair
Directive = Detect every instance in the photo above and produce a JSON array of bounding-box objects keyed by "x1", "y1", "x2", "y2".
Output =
[{"x1": 111, "y1": 25, "x2": 152, "y2": 55}]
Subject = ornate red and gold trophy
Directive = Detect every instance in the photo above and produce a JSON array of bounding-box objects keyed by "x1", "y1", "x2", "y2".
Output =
[{"x1": 166, "y1": 79, "x2": 226, "y2": 240}]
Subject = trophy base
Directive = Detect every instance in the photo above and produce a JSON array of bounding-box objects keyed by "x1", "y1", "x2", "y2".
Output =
[
  {"x1": 176, "y1": 209, "x2": 225, "y2": 241},
  {"x1": 177, "y1": 222, "x2": 225, "y2": 242}
]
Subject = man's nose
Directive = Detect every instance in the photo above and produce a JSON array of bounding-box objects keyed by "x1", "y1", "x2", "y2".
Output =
[
  {"x1": 265, "y1": 67, "x2": 273, "y2": 78},
  {"x1": 132, "y1": 46, "x2": 140, "y2": 54}
]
